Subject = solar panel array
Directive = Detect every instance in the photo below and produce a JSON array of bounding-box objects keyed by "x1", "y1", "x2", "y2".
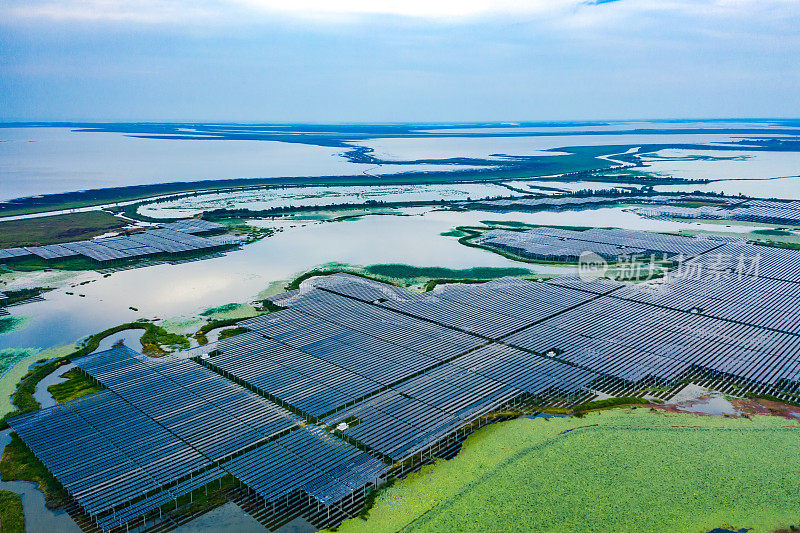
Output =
[
  {"x1": 466, "y1": 196, "x2": 617, "y2": 210},
  {"x1": 480, "y1": 229, "x2": 644, "y2": 262},
  {"x1": 10, "y1": 227, "x2": 800, "y2": 531},
  {"x1": 160, "y1": 219, "x2": 225, "y2": 234},
  {"x1": 685, "y1": 243, "x2": 800, "y2": 283},
  {"x1": 612, "y1": 271, "x2": 800, "y2": 333},
  {"x1": 0, "y1": 247, "x2": 33, "y2": 261},
  {"x1": 72, "y1": 347, "x2": 304, "y2": 460},
  {"x1": 506, "y1": 298, "x2": 800, "y2": 386},
  {"x1": 255, "y1": 251, "x2": 800, "y2": 459},
  {"x1": 10, "y1": 346, "x2": 388, "y2": 529},
  {"x1": 8, "y1": 387, "x2": 223, "y2": 530},
  {"x1": 517, "y1": 227, "x2": 723, "y2": 257},
  {"x1": 225, "y1": 425, "x2": 387, "y2": 505},
  {"x1": 198, "y1": 275, "x2": 615, "y2": 461},
  {"x1": 465, "y1": 194, "x2": 729, "y2": 212},
  {"x1": 637, "y1": 199, "x2": 800, "y2": 225},
  {"x1": 0, "y1": 218, "x2": 228, "y2": 265},
  {"x1": 478, "y1": 227, "x2": 725, "y2": 265},
  {"x1": 12, "y1": 228, "x2": 225, "y2": 263}
]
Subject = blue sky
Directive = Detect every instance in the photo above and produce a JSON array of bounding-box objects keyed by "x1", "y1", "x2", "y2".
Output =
[{"x1": 1, "y1": 0, "x2": 798, "y2": 122}]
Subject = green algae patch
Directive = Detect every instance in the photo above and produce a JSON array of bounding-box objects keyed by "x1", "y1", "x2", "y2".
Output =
[
  {"x1": 0, "y1": 348, "x2": 38, "y2": 378},
  {"x1": 335, "y1": 409, "x2": 800, "y2": 533},
  {"x1": 439, "y1": 229, "x2": 469, "y2": 238},
  {"x1": 286, "y1": 263, "x2": 535, "y2": 292},
  {"x1": 362, "y1": 264, "x2": 532, "y2": 282},
  {"x1": 160, "y1": 317, "x2": 204, "y2": 335},
  {"x1": 199, "y1": 302, "x2": 258, "y2": 319},
  {"x1": 0, "y1": 344, "x2": 75, "y2": 418},
  {"x1": 257, "y1": 279, "x2": 292, "y2": 300},
  {"x1": 0, "y1": 317, "x2": 29, "y2": 336}
]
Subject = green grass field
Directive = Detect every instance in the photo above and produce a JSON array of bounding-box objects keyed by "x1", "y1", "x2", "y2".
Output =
[
  {"x1": 217, "y1": 327, "x2": 248, "y2": 340},
  {"x1": 0, "y1": 211, "x2": 126, "y2": 248},
  {"x1": 0, "y1": 490, "x2": 24, "y2": 533},
  {"x1": 47, "y1": 368, "x2": 103, "y2": 403},
  {"x1": 337, "y1": 409, "x2": 800, "y2": 533},
  {"x1": 287, "y1": 263, "x2": 535, "y2": 292}
]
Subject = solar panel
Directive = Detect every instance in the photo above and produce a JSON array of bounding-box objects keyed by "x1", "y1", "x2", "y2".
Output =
[{"x1": 11, "y1": 233, "x2": 800, "y2": 529}]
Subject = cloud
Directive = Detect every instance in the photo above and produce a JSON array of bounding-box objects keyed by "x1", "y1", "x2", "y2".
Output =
[
  {"x1": 1, "y1": 0, "x2": 621, "y2": 23},
  {"x1": 2, "y1": 0, "x2": 798, "y2": 121},
  {"x1": 1, "y1": 0, "x2": 222, "y2": 23},
  {"x1": 234, "y1": 0, "x2": 581, "y2": 19},
  {"x1": 3, "y1": 0, "x2": 796, "y2": 33}
]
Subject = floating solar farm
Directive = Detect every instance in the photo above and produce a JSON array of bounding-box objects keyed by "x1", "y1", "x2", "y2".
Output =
[
  {"x1": 8, "y1": 227, "x2": 800, "y2": 532},
  {"x1": 468, "y1": 195, "x2": 800, "y2": 226},
  {"x1": 0, "y1": 219, "x2": 232, "y2": 265},
  {"x1": 637, "y1": 199, "x2": 800, "y2": 224},
  {"x1": 464, "y1": 194, "x2": 715, "y2": 212},
  {"x1": 478, "y1": 226, "x2": 723, "y2": 262}
]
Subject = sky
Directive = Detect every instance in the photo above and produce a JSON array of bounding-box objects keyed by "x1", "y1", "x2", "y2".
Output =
[{"x1": 0, "y1": 0, "x2": 798, "y2": 122}]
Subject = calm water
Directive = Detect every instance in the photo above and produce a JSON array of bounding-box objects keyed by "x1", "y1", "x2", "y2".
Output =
[
  {"x1": 353, "y1": 133, "x2": 772, "y2": 161},
  {"x1": 655, "y1": 176, "x2": 800, "y2": 199},
  {"x1": 3, "y1": 124, "x2": 798, "y2": 202},
  {"x1": 641, "y1": 149, "x2": 800, "y2": 181},
  {"x1": 0, "y1": 128, "x2": 480, "y2": 201}
]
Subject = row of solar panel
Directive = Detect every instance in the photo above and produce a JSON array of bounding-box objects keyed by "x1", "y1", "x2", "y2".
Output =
[
  {"x1": 10, "y1": 346, "x2": 389, "y2": 528},
  {"x1": 225, "y1": 425, "x2": 387, "y2": 505},
  {"x1": 686, "y1": 243, "x2": 800, "y2": 283},
  {"x1": 613, "y1": 270, "x2": 800, "y2": 334},
  {"x1": 480, "y1": 229, "x2": 644, "y2": 261},
  {"x1": 465, "y1": 194, "x2": 732, "y2": 210},
  {"x1": 209, "y1": 277, "x2": 611, "y2": 459},
  {"x1": 521, "y1": 226, "x2": 723, "y2": 258},
  {"x1": 637, "y1": 203, "x2": 800, "y2": 225},
  {"x1": 0, "y1": 219, "x2": 225, "y2": 263}
]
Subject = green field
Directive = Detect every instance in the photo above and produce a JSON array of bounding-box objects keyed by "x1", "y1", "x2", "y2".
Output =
[
  {"x1": 337, "y1": 409, "x2": 800, "y2": 533},
  {"x1": 362, "y1": 264, "x2": 533, "y2": 284},
  {"x1": 0, "y1": 211, "x2": 126, "y2": 248},
  {"x1": 0, "y1": 490, "x2": 24, "y2": 533},
  {"x1": 287, "y1": 263, "x2": 536, "y2": 292},
  {"x1": 217, "y1": 326, "x2": 248, "y2": 340},
  {"x1": 47, "y1": 368, "x2": 103, "y2": 403}
]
